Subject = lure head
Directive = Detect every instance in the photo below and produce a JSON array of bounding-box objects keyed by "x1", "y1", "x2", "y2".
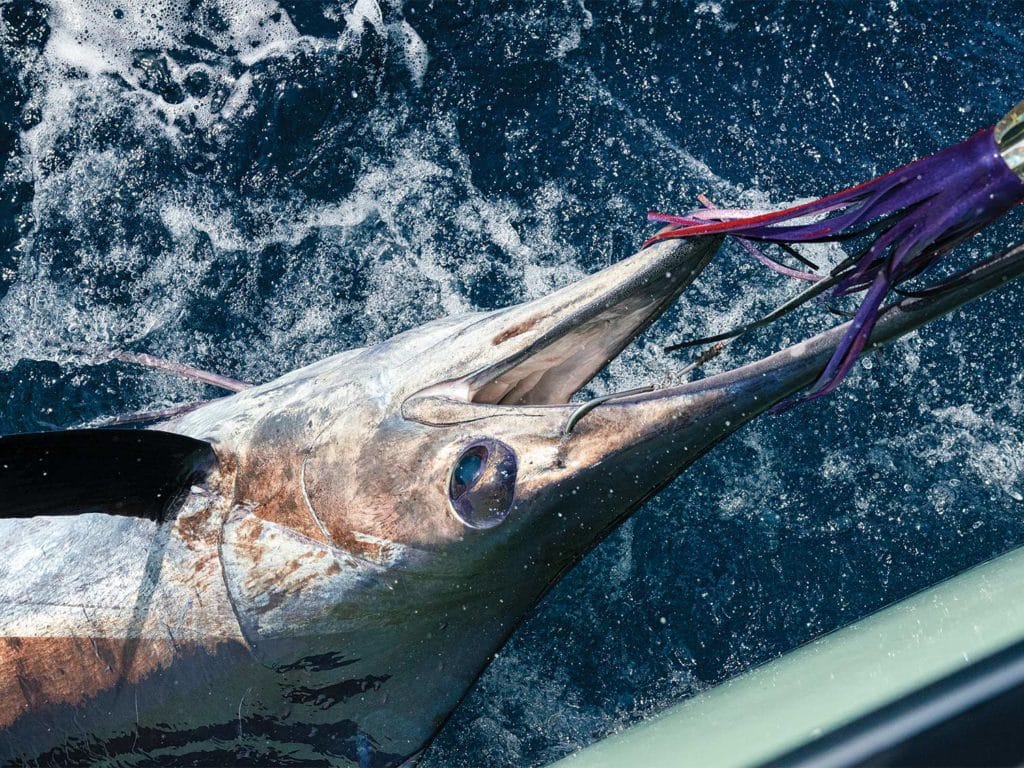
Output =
[{"x1": 996, "y1": 98, "x2": 1024, "y2": 179}]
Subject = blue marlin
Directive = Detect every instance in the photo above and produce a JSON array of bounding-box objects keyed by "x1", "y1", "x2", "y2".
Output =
[{"x1": 1, "y1": 232, "x2": 1023, "y2": 766}]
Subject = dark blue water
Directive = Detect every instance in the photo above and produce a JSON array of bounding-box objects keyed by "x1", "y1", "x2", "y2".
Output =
[{"x1": 1, "y1": 2, "x2": 1023, "y2": 766}]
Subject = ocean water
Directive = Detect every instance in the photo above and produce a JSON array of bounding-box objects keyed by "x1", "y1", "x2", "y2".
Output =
[{"x1": 1, "y1": 1, "x2": 1023, "y2": 765}]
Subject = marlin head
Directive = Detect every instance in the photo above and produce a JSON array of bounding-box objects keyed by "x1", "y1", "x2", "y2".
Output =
[{"x1": 151, "y1": 234, "x2": 1024, "y2": 764}]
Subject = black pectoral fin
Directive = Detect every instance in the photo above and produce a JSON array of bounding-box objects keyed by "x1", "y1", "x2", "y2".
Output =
[{"x1": 0, "y1": 429, "x2": 217, "y2": 522}]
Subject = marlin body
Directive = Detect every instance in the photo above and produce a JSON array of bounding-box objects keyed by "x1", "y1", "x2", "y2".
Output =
[{"x1": 1, "y1": 235, "x2": 1023, "y2": 766}]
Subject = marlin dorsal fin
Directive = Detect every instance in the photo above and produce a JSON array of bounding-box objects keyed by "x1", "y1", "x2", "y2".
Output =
[{"x1": 0, "y1": 429, "x2": 216, "y2": 522}]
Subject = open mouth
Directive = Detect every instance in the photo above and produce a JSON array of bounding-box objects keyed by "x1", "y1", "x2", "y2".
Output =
[
  {"x1": 459, "y1": 237, "x2": 723, "y2": 407},
  {"x1": 467, "y1": 289, "x2": 678, "y2": 405}
]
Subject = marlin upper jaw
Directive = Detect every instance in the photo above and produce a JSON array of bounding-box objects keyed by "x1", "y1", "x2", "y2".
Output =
[{"x1": 406, "y1": 235, "x2": 1024, "y2": 425}]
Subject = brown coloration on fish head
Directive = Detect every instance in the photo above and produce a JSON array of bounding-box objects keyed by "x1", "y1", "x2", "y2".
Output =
[
  {"x1": 491, "y1": 313, "x2": 542, "y2": 344},
  {"x1": 229, "y1": 409, "x2": 334, "y2": 547}
]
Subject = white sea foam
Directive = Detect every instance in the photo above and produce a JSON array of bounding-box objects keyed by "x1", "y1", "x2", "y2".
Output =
[
  {"x1": 1, "y1": 0, "x2": 462, "y2": 383},
  {"x1": 397, "y1": 20, "x2": 429, "y2": 86},
  {"x1": 344, "y1": 0, "x2": 384, "y2": 35}
]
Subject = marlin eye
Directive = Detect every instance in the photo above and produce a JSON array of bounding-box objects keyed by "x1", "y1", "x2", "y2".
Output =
[
  {"x1": 447, "y1": 439, "x2": 517, "y2": 529},
  {"x1": 452, "y1": 448, "x2": 486, "y2": 493}
]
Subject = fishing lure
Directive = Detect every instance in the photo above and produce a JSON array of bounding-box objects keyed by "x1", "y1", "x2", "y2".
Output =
[{"x1": 651, "y1": 99, "x2": 1024, "y2": 407}]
